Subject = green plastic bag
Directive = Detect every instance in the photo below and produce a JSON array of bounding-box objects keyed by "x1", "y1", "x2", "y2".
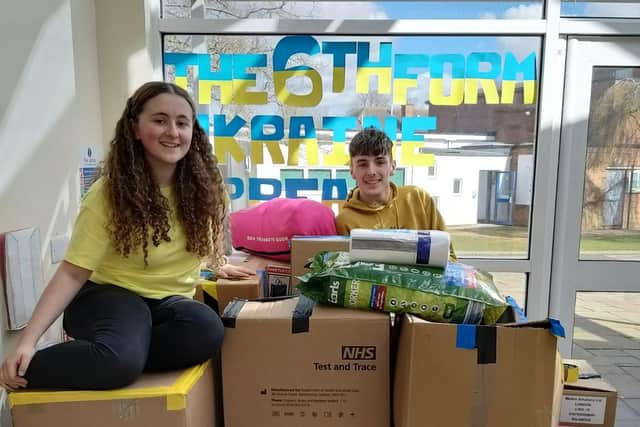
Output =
[{"x1": 297, "y1": 251, "x2": 508, "y2": 324}]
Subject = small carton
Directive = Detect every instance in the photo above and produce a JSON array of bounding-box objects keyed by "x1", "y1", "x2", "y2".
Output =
[
  {"x1": 393, "y1": 314, "x2": 564, "y2": 427},
  {"x1": 265, "y1": 264, "x2": 292, "y2": 297},
  {"x1": 290, "y1": 236, "x2": 350, "y2": 287},
  {"x1": 221, "y1": 296, "x2": 390, "y2": 427},
  {"x1": 10, "y1": 360, "x2": 217, "y2": 427},
  {"x1": 560, "y1": 359, "x2": 617, "y2": 427}
]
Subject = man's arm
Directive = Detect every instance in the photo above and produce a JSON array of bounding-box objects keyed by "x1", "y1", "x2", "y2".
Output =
[{"x1": 335, "y1": 216, "x2": 350, "y2": 235}]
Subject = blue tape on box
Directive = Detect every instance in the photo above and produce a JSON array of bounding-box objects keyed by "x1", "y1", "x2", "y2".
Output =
[
  {"x1": 549, "y1": 318, "x2": 566, "y2": 338},
  {"x1": 505, "y1": 295, "x2": 528, "y2": 323},
  {"x1": 456, "y1": 324, "x2": 477, "y2": 349}
]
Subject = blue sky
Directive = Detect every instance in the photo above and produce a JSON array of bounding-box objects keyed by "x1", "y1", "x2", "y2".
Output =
[
  {"x1": 371, "y1": 1, "x2": 639, "y2": 58},
  {"x1": 374, "y1": 2, "x2": 544, "y2": 58},
  {"x1": 376, "y1": 1, "x2": 639, "y2": 20},
  {"x1": 377, "y1": 1, "x2": 544, "y2": 19}
]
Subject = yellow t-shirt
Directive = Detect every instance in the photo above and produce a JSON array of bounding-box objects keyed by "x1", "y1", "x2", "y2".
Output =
[{"x1": 65, "y1": 178, "x2": 201, "y2": 299}]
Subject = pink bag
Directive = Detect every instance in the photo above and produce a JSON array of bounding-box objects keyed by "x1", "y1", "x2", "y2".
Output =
[{"x1": 230, "y1": 198, "x2": 337, "y2": 261}]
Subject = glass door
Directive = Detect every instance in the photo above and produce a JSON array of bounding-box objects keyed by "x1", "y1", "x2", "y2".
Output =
[{"x1": 552, "y1": 37, "x2": 640, "y2": 355}]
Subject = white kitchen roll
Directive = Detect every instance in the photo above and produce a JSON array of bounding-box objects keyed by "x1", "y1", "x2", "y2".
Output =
[{"x1": 349, "y1": 228, "x2": 450, "y2": 268}]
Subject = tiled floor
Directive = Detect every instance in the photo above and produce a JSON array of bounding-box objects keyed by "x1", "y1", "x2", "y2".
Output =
[{"x1": 573, "y1": 292, "x2": 640, "y2": 427}]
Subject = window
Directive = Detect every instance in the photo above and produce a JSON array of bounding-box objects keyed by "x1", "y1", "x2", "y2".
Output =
[
  {"x1": 161, "y1": 1, "x2": 544, "y2": 20},
  {"x1": 336, "y1": 170, "x2": 357, "y2": 192},
  {"x1": 453, "y1": 178, "x2": 463, "y2": 194},
  {"x1": 580, "y1": 68, "x2": 640, "y2": 259},
  {"x1": 427, "y1": 162, "x2": 437, "y2": 178},
  {"x1": 632, "y1": 170, "x2": 640, "y2": 193},
  {"x1": 280, "y1": 169, "x2": 303, "y2": 182},
  {"x1": 390, "y1": 168, "x2": 406, "y2": 187},
  {"x1": 309, "y1": 169, "x2": 332, "y2": 191},
  {"x1": 561, "y1": 1, "x2": 640, "y2": 18},
  {"x1": 162, "y1": 32, "x2": 541, "y2": 259}
]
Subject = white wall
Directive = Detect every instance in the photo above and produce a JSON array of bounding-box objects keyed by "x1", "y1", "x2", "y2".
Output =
[
  {"x1": 417, "y1": 156, "x2": 509, "y2": 226},
  {"x1": 0, "y1": 0, "x2": 152, "y2": 364},
  {"x1": 0, "y1": 0, "x2": 102, "y2": 358},
  {"x1": 95, "y1": 0, "x2": 155, "y2": 147}
]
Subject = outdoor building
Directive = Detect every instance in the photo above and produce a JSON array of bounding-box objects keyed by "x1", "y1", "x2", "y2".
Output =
[{"x1": 583, "y1": 69, "x2": 640, "y2": 231}]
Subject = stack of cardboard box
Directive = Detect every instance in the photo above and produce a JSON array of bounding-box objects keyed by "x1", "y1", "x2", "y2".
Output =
[
  {"x1": 195, "y1": 236, "x2": 349, "y2": 313},
  {"x1": 194, "y1": 236, "x2": 568, "y2": 427},
  {"x1": 218, "y1": 296, "x2": 565, "y2": 427},
  {"x1": 10, "y1": 236, "x2": 580, "y2": 427},
  {"x1": 195, "y1": 254, "x2": 291, "y2": 314}
]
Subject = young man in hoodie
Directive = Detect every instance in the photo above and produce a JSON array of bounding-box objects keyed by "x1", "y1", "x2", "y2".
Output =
[{"x1": 335, "y1": 126, "x2": 456, "y2": 259}]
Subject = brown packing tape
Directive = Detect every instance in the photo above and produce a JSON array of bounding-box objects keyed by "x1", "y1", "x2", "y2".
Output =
[
  {"x1": 469, "y1": 326, "x2": 497, "y2": 427},
  {"x1": 470, "y1": 364, "x2": 496, "y2": 427}
]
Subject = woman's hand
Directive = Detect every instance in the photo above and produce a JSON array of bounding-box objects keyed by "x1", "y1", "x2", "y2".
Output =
[
  {"x1": 0, "y1": 344, "x2": 35, "y2": 391},
  {"x1": 0, "y1": 261, "x2": 91, "y2": 392},
  {"x1": 216, "y1": 263, "x2": 255, "y2": 279}
]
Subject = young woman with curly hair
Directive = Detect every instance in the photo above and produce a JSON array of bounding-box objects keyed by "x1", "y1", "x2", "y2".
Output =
[{"x1": 0, "y1": 81, "x2": 253, "y2": 391}]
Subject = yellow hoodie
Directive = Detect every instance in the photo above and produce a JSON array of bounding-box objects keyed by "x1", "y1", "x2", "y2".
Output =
[{"x1": 335, "y1": 183, "x2": 457, "y2": 260}]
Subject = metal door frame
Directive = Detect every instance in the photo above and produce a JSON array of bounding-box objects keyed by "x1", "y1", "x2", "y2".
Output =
[{"x1": 552, "y1": 37, "x2": 640, "y2": 355}]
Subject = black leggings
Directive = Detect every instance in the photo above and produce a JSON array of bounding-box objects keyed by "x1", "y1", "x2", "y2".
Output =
[{"x1": 24, "y1": 282, "x2": 223, "y2": 390}]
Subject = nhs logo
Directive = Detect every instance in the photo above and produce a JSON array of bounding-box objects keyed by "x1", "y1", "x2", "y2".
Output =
[{"x1": 341, "y1": 346, "x2": 376, "y2": 360}]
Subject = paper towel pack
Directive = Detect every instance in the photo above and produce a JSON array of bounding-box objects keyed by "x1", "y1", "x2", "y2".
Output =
[{"x1": 350, "y1": 228, "x2": 450, "y2": 268}]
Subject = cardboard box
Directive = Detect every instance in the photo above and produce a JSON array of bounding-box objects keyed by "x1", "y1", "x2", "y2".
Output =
[
  {"x1": 393, "y1": 314, "x2": 564, "y2": 427},
  {"x1": 194, "y1": 279, "x2": 220, "y2": 313},
  {"x1": 290, "y1": 236, "x2": 351, "y2": 287},
  {"x1": 221, "y1": 297, "x2": 390, "y2": 427},
  {"x1": 10, "y1": 360, "x2": 218, "y2": 427},
  {"x1": 560, "y1": 359, "x2": 617, "y2": 427},
  {"x1": 196, "y1": 255, "x2": 290, "y2": 313}
]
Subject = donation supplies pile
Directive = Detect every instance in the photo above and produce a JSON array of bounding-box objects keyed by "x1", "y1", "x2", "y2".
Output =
[{"x1": 297, "y1": 229, "x2": 509, "y2": 325}]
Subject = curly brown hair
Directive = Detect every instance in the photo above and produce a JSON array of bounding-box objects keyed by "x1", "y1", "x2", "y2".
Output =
[{"x1": 101, "y1": 81, "x2": 226, "y2": 266}]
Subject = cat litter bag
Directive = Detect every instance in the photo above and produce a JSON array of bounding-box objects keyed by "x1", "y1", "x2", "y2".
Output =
[{"x1": 297, "y1": 251, "x2": 508, "y2": 325}]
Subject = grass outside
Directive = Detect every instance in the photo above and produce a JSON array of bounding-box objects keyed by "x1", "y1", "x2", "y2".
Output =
[{"x1": 449, "y1": 225, "x2": 640, "y2": 256}]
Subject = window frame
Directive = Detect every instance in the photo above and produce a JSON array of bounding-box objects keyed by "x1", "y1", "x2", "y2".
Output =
[{"x1": 145, "y1": 0, "x2": 640, "y2": 324}]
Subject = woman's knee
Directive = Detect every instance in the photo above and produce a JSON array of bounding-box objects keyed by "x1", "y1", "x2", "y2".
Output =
[
  {"x1": 186, "y1": 302, "x2": 224, "y2": 349},
  {"x1": 175, "y1": 300, "x2": 224, "y2": 354},
  {"x1": 94, "y1": 343, "x2": 148, "y2": 389}
]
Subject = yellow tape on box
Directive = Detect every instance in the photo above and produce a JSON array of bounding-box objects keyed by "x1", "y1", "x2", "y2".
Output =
[{"x1": 9, "y1": 360, "x2": 210, "y2": 411}]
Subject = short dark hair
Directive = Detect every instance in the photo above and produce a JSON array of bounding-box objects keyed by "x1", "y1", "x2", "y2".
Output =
[{"x1": 349, "y1": 127, "x2": 394, "y2": 159}]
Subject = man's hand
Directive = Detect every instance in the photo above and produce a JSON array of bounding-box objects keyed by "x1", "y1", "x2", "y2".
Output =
[
  {"x1": 0, "y1": 344, "x2": 35, "y2": 391},
  {"x1": 216, "y1": 263, "x2": 255, "y2": 279}
]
